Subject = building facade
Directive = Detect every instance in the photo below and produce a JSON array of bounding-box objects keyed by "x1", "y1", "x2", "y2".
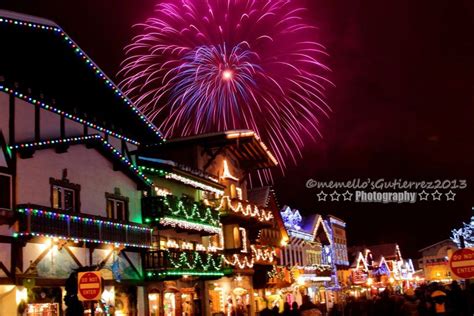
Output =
[
  {"x1": 347, "y1": 243, "x2": 416, "y2": 296},
  {"x1": 273, "y1": 207, "x2": 349, "y2": 311},
  {"x1": 0, "y1": 9, "x2": 162, "y2": 315},
  {"x1": 418, "y1": 239, "x2": 457, "y2": 283}
]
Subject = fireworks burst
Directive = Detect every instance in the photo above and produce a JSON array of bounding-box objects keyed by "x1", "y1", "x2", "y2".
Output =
[{"x1": 119, "y1": 0, "x2": 332, "y2": 170}]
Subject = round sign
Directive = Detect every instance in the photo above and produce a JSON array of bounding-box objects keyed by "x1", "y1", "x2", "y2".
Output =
[
  {"x1": 449, "y1": 248, "x2": 474, "y2": 279},
  {"x1": 78, "y1": 271, "x2": 102, "y2": 301}
]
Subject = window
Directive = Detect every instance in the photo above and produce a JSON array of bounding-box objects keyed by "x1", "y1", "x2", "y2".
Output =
[
  {"x1": 107, "y1": 198, "x2": 127, "y2": 221},
  {"x1": 0, "y1": 173, "x2": 12, "y2": 210},
  {"x1": 50, "y1": 175, "x2": 80, "y2": 212},
  {"x1": 52, "y1": 185, "x2": 76, "y2": 211}
]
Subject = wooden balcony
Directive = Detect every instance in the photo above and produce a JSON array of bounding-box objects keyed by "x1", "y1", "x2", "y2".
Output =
[
  {"x1": 144, "y1": 249, "x2": 226, "y2": 280},
  {"x1": 15, "y1": 204, "x2": 152, "y2": 248},
  {"x1": 142, "y1": 195, "x2": 221, "y2": 235}
]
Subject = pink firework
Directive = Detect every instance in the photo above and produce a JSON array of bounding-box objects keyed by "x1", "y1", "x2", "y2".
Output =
[{"x1": 119, "y1": 0, "x2": 332, "y2": 169}]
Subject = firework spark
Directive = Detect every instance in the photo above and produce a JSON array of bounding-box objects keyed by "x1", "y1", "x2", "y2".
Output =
[{"x1": 119, "y1": 0, "x2": 332, "y2": 170}]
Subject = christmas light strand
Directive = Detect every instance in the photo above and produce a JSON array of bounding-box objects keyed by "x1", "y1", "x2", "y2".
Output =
[
  {"x1": 15, "y1": 207, "x2": 152, "y2": 248},
  {"x1": 217, "y1": 196, "x2": 273, "y2": 222},
  {"x1": 0, "y1": 16, "x2": 164, "y2": 141},
  {"x1": 140, "y1": 166, "x2": 224, "y2": 195},
  {"x1": 167, "y1": 251, "x2": 223, "y2": 272},
  {"x1": 0, "y1": 86, "x2": 140, "y2": 145},
  {"x1": 158, "y1": 217, "x2": 222, "y2": 234}
]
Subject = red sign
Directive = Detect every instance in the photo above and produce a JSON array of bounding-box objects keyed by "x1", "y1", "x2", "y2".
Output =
[
  {"x1": 449, "y1": 248, "x2": 474, "y2": 279},
  {"x1": 351, "y1": 270, "x2": 368, "y2": 284},
  {"x1": 78, "y1": 271, "x2": 102, "y2": 301}
]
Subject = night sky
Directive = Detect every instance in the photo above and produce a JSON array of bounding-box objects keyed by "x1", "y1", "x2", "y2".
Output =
[{"x1": 2, "y1": 0, "x2": 474, "y2": 259}]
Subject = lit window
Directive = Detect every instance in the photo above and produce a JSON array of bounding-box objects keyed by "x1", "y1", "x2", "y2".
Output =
[
  {"x1": 52, "y1": 185, "x2": 76, "y2": 212},
  {"x1": 107, "y1": 198, "x2": 127, "y2": 221}
]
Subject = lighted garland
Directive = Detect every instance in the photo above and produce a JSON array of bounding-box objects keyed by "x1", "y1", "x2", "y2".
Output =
[
  {"x1": 140, "y1": 166, "x2": 224, "y2": 195},
  {"x1": 146, "y1": 271, "x2": 224, "y2": 278},
  {"x1": 167, "y1": 251, "x2": 223, "y2": 272},
  {"x1": 224, "y1": 254, "x2": 254, "y2": 269},
  {"x1": 146, "y1": 195, "x2": 219, "y2": 228},
  {"x1": 15, "y1": 207, "x2": 152, "y2": 248},
  {"x1": 296, "y1": 264, "x2": 332, "y2": 272},
  {"x1": 0, "y1": 15, "x2": 164, "y2": 142},
  {"x1": 217, "y1": 196, "x2": 273, "y2": 222},
  {"x1": 158, "y1": 217, "x2": 221, "y2": 234},
  {"x1": 165, "y1": 195, "x2": 219, "y2": 225},
  {"x1": 251, "y1": 245, "x2": 277, "y2": 263}
]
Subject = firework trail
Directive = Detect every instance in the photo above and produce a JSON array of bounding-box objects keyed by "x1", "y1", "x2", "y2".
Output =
[{"x1": 119, "y1": 0, "x2": 332, "y2": 171}]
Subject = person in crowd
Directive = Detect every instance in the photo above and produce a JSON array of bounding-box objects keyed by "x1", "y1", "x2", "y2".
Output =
[
  {"x1": 272, "y1": 305, "x2": 280, "y2": 315},
  {"x1": 299, "y1": 295, "x2": 322, "y2": 316},
  {"x1": 291, "y1": 302, "x2": 300, "y2": 316},
  {"x1": 281, "y1": 302, "x2": 293, "y2": 316}
]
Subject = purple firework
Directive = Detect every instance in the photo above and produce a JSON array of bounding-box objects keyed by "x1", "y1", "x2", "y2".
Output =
[{"x1": 119, "y1": 0, "x2": 332, "y2": 169}]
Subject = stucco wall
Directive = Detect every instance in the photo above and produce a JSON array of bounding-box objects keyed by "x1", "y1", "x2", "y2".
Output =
[{"x1": 16, "y1": 144, "x2": 143, "y2": 223}]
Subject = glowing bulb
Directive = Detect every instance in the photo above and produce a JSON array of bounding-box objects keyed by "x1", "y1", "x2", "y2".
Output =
[
  {"x1": 222, "y1": 69, "x2": 233, "y2": 80},
  {"x1": 367, "y1": 277, "x2": 373, "y2": 286}
]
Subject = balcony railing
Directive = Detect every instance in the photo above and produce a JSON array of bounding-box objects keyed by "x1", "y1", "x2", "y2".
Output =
[
  {"x1": 15, "y1": 205, "x2": 152, "y2": 248},
  {"x1": 142, "y1": 195, "x2": 221, "y2": 234},
  {"x1": 144, "y1": 249, "x2": 225, "y2": 279},
  {"x1": 215, "y1": 196, "x2": 274, "y2": 227}
]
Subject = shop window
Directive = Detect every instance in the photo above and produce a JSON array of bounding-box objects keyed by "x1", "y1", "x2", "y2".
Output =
[
  {"x1": 0, "y1": 173, "x2": 12, "y2": 210},
  {"x1": 50, "y1": 174, "x2": 80, "y2": 212}
]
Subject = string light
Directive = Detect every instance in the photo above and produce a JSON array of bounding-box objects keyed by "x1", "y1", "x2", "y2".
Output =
[
  {"x1": 158, "y1": 217, "x2": 222, "y2": 234},
  {"x1": 9, "y1": 135, "x2": 101, "y2": 149},
  {"x1": 140, "y1": 166, "x2": 224, "y2": 195},
  {"x1": 166, "y1": 251, "x2": 223, "y2": 272},
  {"x1": 251, "y1": 245, "x2": 277, "y2": 263},
  {"x1": 217, "y1": 196, "x2": 273, "y2": 222},
  {"x1": 9, "y1": 135, "x2": 153, "y2": 185},
  {"x1": 146, "y1": 195, "x2": 219, "y2": 226},
  {"x1": 165, "y1": 173, "x2": 224, "y2": 195},
  {"x1": 0, "y1": 16, "x2": 164, "y2": 141},
  {"x1": 0, "y1": 86, "x2": 140, "y2": 145},
  {"x1": 15, "y1": 207, "x2": 152, "y2": 248},
  {"x1": 146, "y1": 271, "x2": 224, "y2": 278},
  {"x1": 224, "y1": 254, "x2": 254, "y2": 269}
]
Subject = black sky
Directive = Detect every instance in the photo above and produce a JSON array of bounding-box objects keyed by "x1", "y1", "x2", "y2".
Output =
[{"x1": 2, "y1": 0, "x2": 474, "y2": 259}]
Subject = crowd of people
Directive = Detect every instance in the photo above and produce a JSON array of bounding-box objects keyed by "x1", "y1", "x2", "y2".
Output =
[
  {"x1": 342, "y1": 281, "x2": 474, "y2": 316},
  {"x1": 255, "y1": 281, "x2": 474, "y2": 316},
  {"x1": 258, "y1": 295, "x2": 325, "y2": 316}
]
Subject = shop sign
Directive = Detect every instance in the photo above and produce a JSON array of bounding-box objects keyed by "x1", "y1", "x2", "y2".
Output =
[
  {"x1": 351, "y1": 270, "x2": 368, "y2": 284},
  {"x1": 78, "y1": 271, "x2": 102, "y2": 301}
]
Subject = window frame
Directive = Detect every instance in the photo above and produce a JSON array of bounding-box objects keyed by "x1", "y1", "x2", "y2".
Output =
[
  {"x1": 105, "y1": 192, "x2": 129, "y2": 222},
  {"x1": 50, "y1": 177, "x2": 81, "y2": 212}
]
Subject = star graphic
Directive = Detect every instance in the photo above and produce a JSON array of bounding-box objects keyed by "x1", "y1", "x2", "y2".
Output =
[
  {"x1": 342, "y1": 191, "x2": 353, "y2": 201},
  {"x1": 418, "y1": 190, "x2": 429, "y2": 201},
  {"x1": 432, "y1": 190, "x2": 442, "y2": 201},
  {"x1": 317, "y1": 191, "x2": 328, "y2": 201},
  {"x1": 330, "y1": 191, "x2": 341, "y2": 202},
  {"x1": 445, "y1": 190, "x2": 456, "y2": 201}
]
